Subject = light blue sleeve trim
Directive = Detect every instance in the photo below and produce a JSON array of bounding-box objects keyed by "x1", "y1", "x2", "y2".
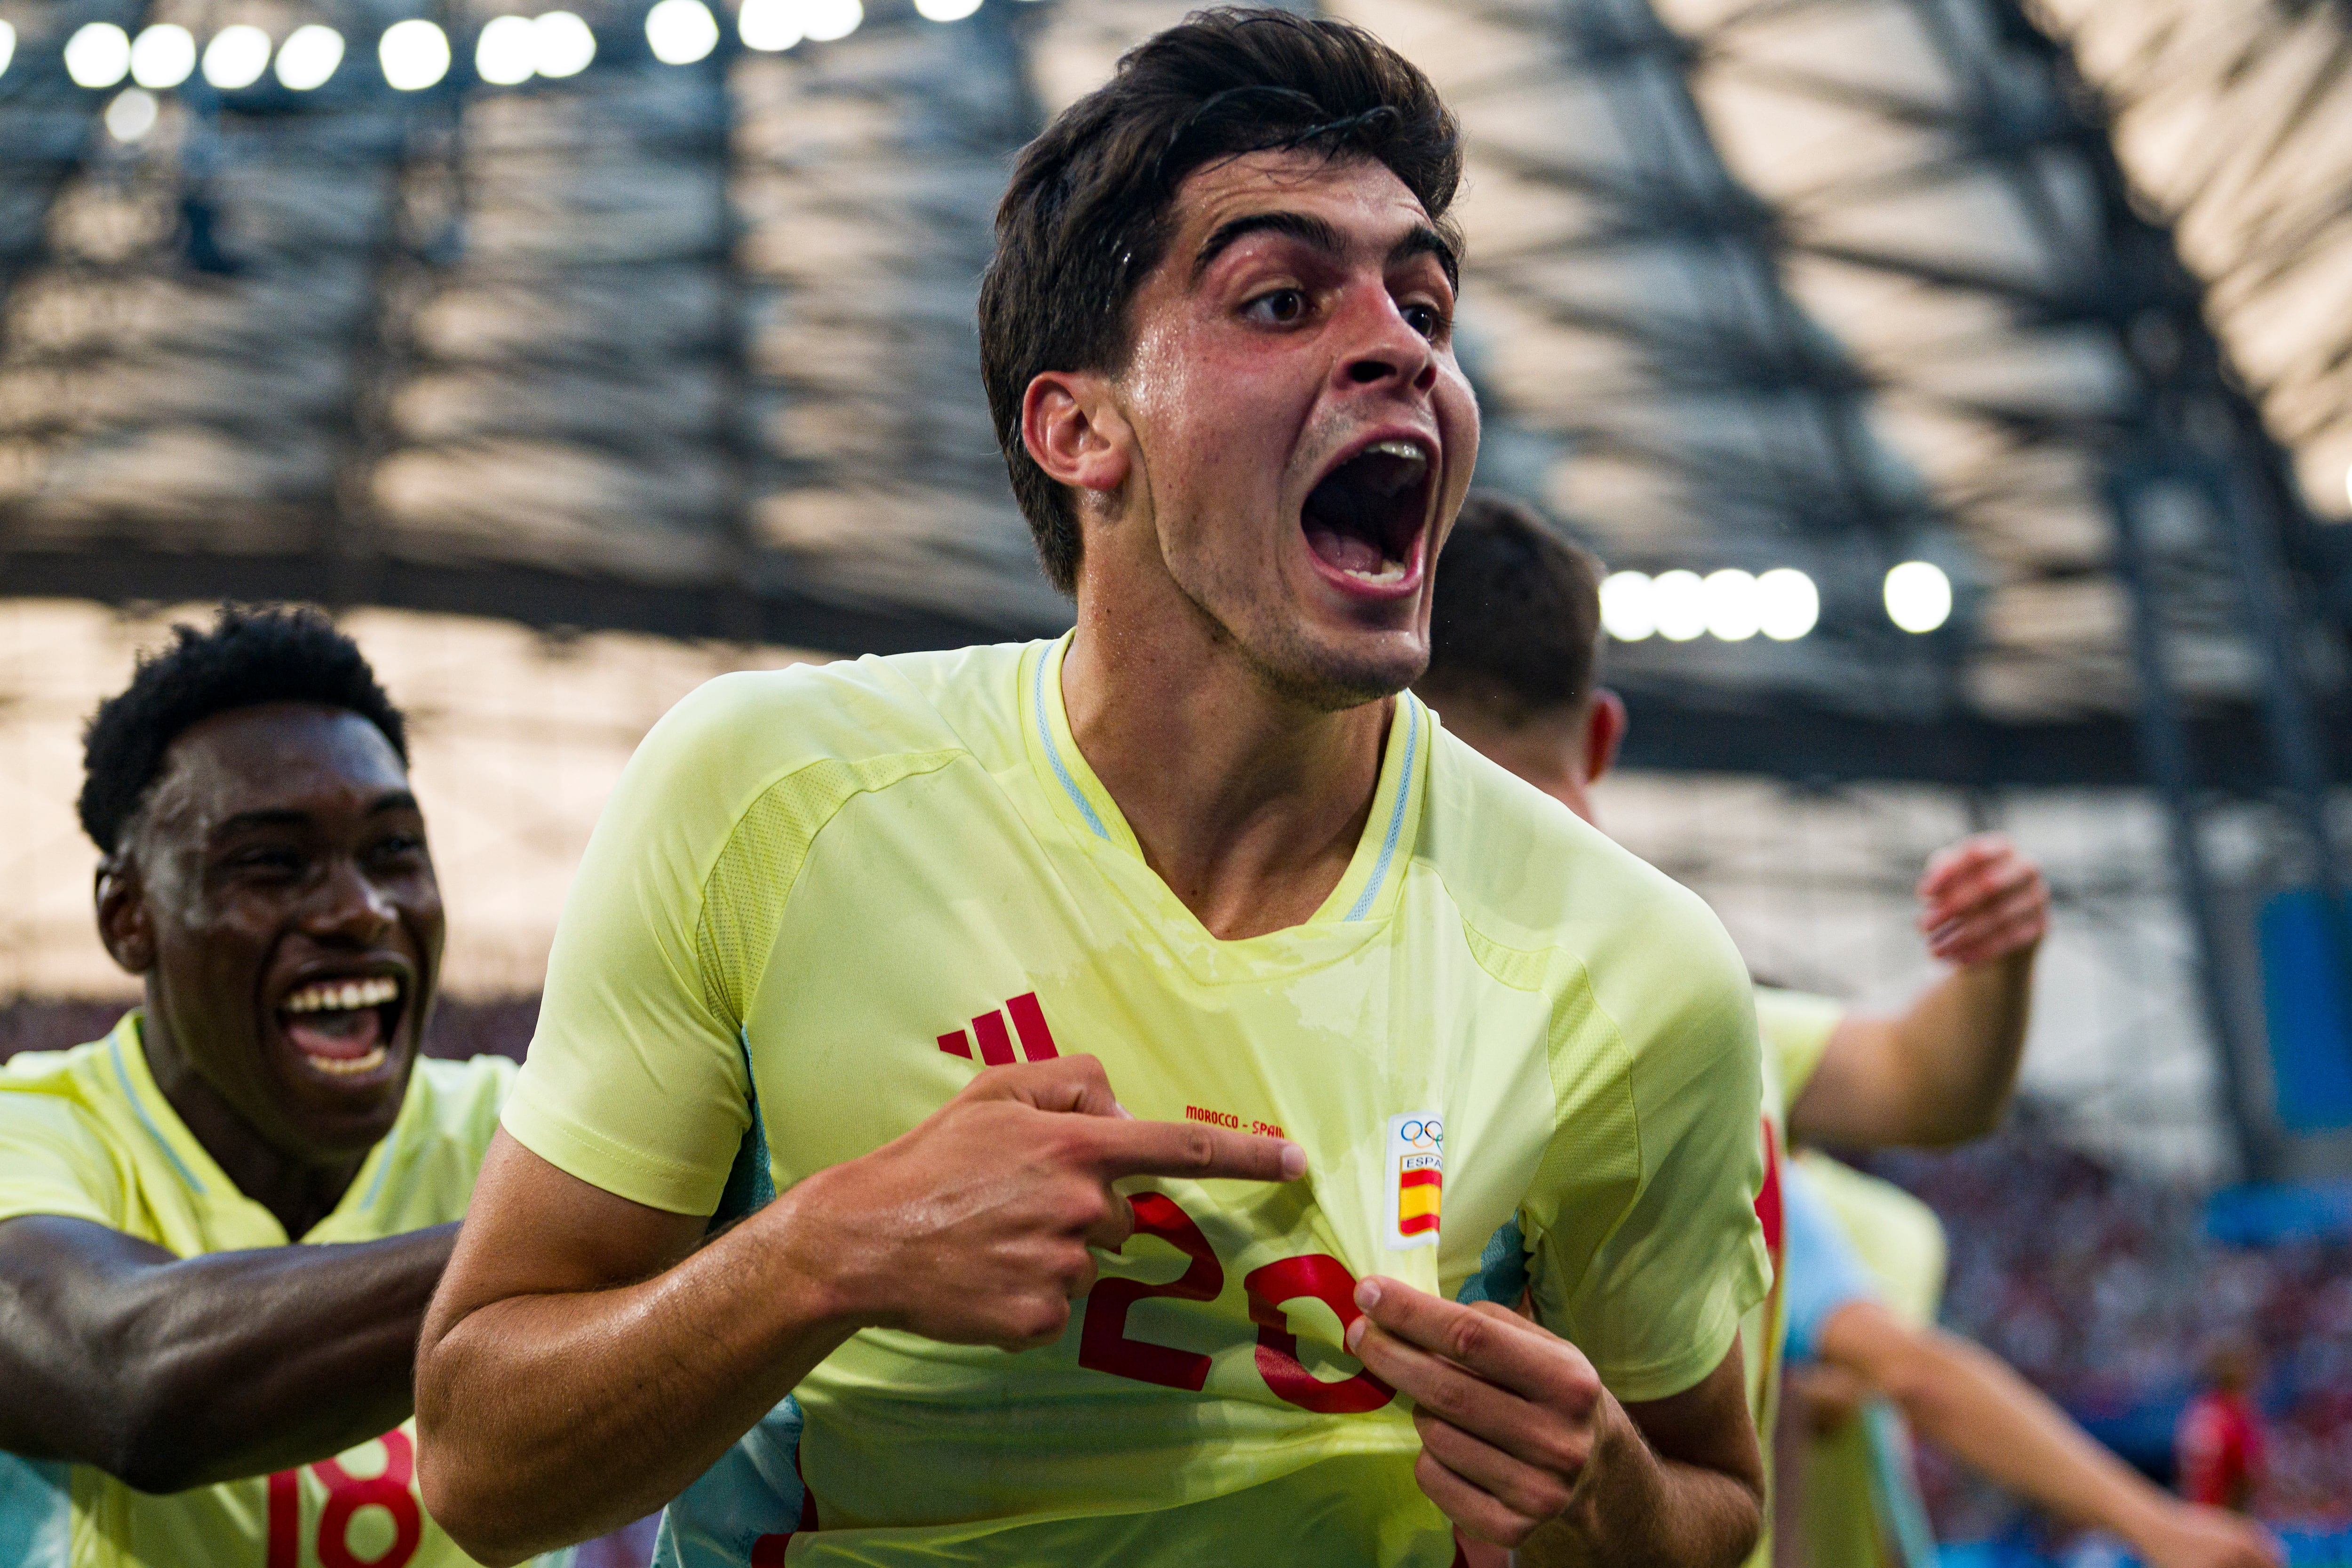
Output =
[
  {"x1": 654, "y1": 1397, "x2": 807, "y2": 1568},
  {"x1": 1032, "y1": 644, "x2": 1109, "y2": 842},
  {"x1": 0, "y1": 1454, "x2": 71, "y2": 1568},
  {"x1": 1780, "y1": 1160, "x2": 1879, "y2": 1364},
  {"x1": 1345, "y1": 699, "x2": 1419, "y2": 922}
]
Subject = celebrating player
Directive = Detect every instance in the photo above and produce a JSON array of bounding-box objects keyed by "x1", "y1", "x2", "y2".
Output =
[
  {"x1": 415, "y1": 13, "x2": 1772, "y2": 1567},
  {"x1": 0, "y1": 607, "x2": 558, "y2": 1568}
]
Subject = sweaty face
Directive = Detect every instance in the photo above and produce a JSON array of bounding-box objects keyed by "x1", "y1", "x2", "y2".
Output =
[
  {"x1": 1111, "y1": 150, "x2": 1480, "y2": 708},
  {"x1": 117, "y1": 703, "x2": 443, "y2": 1162}
]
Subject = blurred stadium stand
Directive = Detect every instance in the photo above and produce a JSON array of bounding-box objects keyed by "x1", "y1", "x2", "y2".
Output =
[{"x1": 0, "y1": 0, "x2": 2348, "y2": 1550}]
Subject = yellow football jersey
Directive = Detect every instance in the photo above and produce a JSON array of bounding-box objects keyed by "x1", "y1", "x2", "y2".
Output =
[
  {"x1": 0, "y1": 1014, "x2": 558, "y2": 1568},
  {"x1": 509, "y1": 635, "x2": 1771, "y2": 1566}
]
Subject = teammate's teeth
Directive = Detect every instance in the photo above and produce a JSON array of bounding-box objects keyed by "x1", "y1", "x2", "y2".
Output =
[
  {"x1": 1369, "y1": 439, "x2": 1425, "y2": 463},
  {"x1": 1346, "y1": 559, "x2": 1409, "y2": 584},
  {"x1": 307, "y1": 1046, "x2": 387, "y2": 1076},
  {"x1": 282, "y1": 977, "x2": 399, "y2": 1013}
]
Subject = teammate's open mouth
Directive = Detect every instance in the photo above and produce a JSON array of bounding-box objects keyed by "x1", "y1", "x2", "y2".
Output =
[
  {"x1": 1301, "y1": 438, "x2": 1433, "y2": 591},
  {"x1": 278, "y1": 975, "x2": 405, "y2": 1078}
]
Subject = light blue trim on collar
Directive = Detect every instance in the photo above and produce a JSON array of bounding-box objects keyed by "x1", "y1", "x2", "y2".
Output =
[
  {"x1": 1344, "y1": 699, "x2": 1419, "y2": 922},
  {"x1": 109, "y1": 1031, "x2": 205, "y2": 1194},
  {"x1": 358, "y1": 1131, "x2": 398, "y2": 1211},
  {"x1": 1033, "y1": 644, "x2": 1110, "y2": 842}
]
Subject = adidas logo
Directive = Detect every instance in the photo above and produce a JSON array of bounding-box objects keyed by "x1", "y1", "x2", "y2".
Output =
[{"x1": 937, "y1": 992, "x2": 1060, "y2": 1066}]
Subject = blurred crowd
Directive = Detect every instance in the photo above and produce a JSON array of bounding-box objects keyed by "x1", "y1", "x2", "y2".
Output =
[{"x1": 1873, "y1": 1112, "x2": 2352, "y2": 1544}]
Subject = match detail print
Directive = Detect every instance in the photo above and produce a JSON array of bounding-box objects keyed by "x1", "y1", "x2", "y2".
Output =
[{"x1": 1387, "y1": 1111, "x2": 1442, "y2": 1250}]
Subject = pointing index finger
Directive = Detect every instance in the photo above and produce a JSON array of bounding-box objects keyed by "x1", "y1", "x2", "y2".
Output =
[{"x1": 1084, "y1": 1117, "x2": 1306, "y2": 1184}]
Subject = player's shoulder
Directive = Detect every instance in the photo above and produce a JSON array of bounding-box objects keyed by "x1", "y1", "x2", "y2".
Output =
[
  {"x1": 407, "y1": 1052, "x2": 518, "y2": 1135},
  {"x1": 0, "y1": 1036, "x2": 120, "y2": 1122}
]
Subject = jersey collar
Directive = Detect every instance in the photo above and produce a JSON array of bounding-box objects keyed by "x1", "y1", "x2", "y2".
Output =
[
  {"x1": 1019, "y1": 632, "x2": 1430, "y2": 936},
  {"x1": 106, "y1": 1010, "x2": 422, "y2": 1246}
]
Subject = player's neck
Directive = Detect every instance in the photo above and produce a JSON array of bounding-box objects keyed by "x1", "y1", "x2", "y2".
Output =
[{"x1": 1062, "y1": 602, "x2": 1387, "y2": 943}]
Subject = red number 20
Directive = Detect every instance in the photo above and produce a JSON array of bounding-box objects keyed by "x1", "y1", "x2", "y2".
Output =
[{"x1": 1078, "y1": 1194, "x2": 1394, "y2": 1413}]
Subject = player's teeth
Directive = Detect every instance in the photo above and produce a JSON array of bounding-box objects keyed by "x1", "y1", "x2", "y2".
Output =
[
  {"x1": 282, "y1": 977, "x2": 399, "y2": 1013},
  {"x1": 1369, "y1": 439, "x2": 1425, "y2": 464},
  {"x1": 308, "y1": 1046, "x2": 387, "y2": 1076},
  {"x1": 1347, "y1": 560, "x2": 1408, "y2": 584}
]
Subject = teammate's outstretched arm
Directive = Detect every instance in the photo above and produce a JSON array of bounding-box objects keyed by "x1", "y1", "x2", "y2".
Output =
[
  {"x1": 415, "y1": 1056, "x2": 1303, "y2": 1566},
  {"x1": 0, "y1": 1216, "x2": 454, "y2": 1491},
  {"x1": 1788, "y1": 833, "x2": 2050, "y2": 1148},
  {"x1": 1813, "y1": 1302, "x2": 2280, "y2": 1568},
  {"x1": 1348, "y1": 1281, "x2": 1763, "y2": 1568}
]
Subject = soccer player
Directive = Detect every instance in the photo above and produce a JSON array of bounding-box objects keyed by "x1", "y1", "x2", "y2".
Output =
[
  {"x1": 413, "y1": 13, "x2": 1773, "y2": 1568},
  {"x1": 1410, "y1": 489, "x2": 2055, "y2": 1568},
  {"x1": 1780, "y1": 1156, "x2": 2279, "y2": 1568},
  {"x1": 0, "y1": 607, "x2": 561, "y2": 1568}
]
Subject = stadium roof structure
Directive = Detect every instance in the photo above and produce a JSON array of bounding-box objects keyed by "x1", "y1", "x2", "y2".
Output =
[{"x1": 0, "y1": 0, "x2": 2344, "y2": 799}]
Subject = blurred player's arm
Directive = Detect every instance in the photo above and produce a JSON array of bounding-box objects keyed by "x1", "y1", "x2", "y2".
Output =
[
  {"x1": 1788, "y1": 834, "x2": 2049, "y2": 1148},
  {"x1": 0, "y1": 1214, "x2": 454, "y2": 1491},
  {"x1": 1816, "y1": 1301, "x2": 2280, "y2": 1568},
  {"x1": 1350, "y1": 1290, "x2": 1762, "y2": 1567},
  {"x1": 414, "y1": 1056, "x2": 1303, "y2": 1568}
]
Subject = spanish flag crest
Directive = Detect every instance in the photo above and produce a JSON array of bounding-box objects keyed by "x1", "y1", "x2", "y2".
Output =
[{"x1": 1387, "y1": 1111, "x2": 1442, "y2": 1250}]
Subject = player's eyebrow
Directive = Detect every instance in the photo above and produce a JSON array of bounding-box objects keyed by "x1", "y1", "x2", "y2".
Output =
[
  {"x1": 216, "y1": 808, "x2": 310, "y2": 836},
  {"x1": 1390, "y1": 223, "x2": 1460, "y2": 293},
  {"x1": 1192, "y1": 210, "x2": 1346, "y2": 284},
  {"x1": 366, "y1": 791, "x2": 422, "y2": 817}
]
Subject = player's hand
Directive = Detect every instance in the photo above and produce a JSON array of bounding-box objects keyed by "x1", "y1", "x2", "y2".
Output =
[
  {"x1": 771, "y1": 1055, "x2": 1302, "y2": 1352},
  {"x1": 1344, "y1": 1275, "x2": 1617, "y2": 1547},
  {"x1": 2134, "y1": 1503, "x2": 2283, "y2": 1568},
  {"x1": 1917, "y1": 833, "x2": 2048, "y2": 967}
]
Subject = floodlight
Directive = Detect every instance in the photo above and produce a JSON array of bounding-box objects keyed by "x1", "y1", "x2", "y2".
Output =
[
  {"x1": 532, "y1": 11, "x2": 594, "y2": 78},
  {"x1": 275, "y1": 24, "x2": 343, "y2": 89},
  {"x1": 915, "y1": 0, "x2": 980, "y2": 18},
  {"x1": 1701, "y1": 569, "x2": 1760, "y2": 642},
  {"x1": 202, "y1": 25, "x2": 272, "y2": 89},
  {"x1": 129, "y1": 24, "x2": 196, "y2": 89},
  {"x1": 1756, "y1": 568, "x2": 1819, "y2": 641},
  {"x1": 105, "y1": 87, "x2": 157, "y2": 141},
  {"x1": 64, "y1": 23, "x2": 132, "y2": 88},
  {"x1": 738, "y1": 0, "x2": 801, "y2": 50},
  {"x1": 0, "y1": 20, "x2": 16, "y2": 80},
  {"x1": 645, "y1": 0, "x2": 718, "y2": 64},
  {"x1": 476, "y1": 15, "x2": 535, "y2": 83},
  {"x1": 1652, "y1": 570, "x2": 1706, "y2": 642},
  {"x1": 380, "y1": 20, "x2": 450, "y2": 89},
  {"x1": 802, "y1": 0, "x2": 860, "y2": 41},
  {"x1": 1884, "y1": 560, "x2": 1952, "y2": 633},
  {"x1": 1599, "y1": 571, "x2": 1656, "y2": 642}
]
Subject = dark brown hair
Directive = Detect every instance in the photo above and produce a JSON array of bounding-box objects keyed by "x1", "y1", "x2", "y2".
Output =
[
  {"x1": 1421, "y1": 490, "x2": 1605, "y2": 723},
  {"x1": 978, "y1": 7, "x2": 1462, "y2": 594}
]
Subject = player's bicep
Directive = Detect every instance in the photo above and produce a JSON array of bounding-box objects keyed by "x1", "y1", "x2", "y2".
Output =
[
  {"x1": 0, "y1": 1216, "x2": 177, "y2": 1457},
  {"x1": 1621, "y1": 1340, "x2": 1762, "y2": 1497},
  {"x1": 431, "y1": 1130, "x2": 707, "y2": 1334}
]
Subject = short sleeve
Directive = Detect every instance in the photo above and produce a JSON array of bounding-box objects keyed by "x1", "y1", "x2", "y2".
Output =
[
  {"x1": 502, "y1": 677, "x2": 778, "y2": 1216},
  {"x1": 1529, "y1": 906, "x2": 1772, "y2": 1404},
  {"x1": 1752, "y1": 987, "x2": 1845, "y2": 1106},
  {"x1": 1779, "y1": 1161, "x2": 1879, "y2": 1363},
  {"x1": 0, "y1": 1092, "x2": 127, "y2": 1230}
]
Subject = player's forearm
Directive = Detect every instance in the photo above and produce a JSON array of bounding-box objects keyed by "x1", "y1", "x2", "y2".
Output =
[
  {"x1": 1883, "y1": 1327, "x2": 2166, "y2": 1545},
  {"x1": 0, "y1": 1216, "x2": 453, "y2": 1491},
  {"x1": 1518, "y1": 1400, "x2": 1763, "y2": 1568},
  {"x1": 1890, "y1": 949, "x2": 2035, "y2": 1143},
  {"x1": 415, "y1": 1195, "x2": 860, "y2": 1566}
]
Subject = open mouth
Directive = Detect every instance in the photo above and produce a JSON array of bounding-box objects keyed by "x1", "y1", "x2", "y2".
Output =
[
  {"x1": 1301, "y1": 438, "x2": 1434, "y2": 590},
  {"x1": 278, "y1": 975, "x2": 405, "y2": 1078}
]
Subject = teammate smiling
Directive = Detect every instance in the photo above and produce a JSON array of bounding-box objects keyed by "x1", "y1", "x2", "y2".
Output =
[{"x1": 417, "y1": 14, "x2": 1771, "y2": 1566}]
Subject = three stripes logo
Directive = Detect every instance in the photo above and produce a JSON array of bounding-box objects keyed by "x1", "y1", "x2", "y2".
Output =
[
  {"x1": 1388, "y1": 1112, "x2": 1442, "y2": 1250},
  {"x1": 937, "y1": 992, "x2": 1060, "y2": 1066}
]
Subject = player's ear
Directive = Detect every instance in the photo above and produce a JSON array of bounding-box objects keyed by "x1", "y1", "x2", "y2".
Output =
[
  {"x1": 95, "y1": 853, "x2": 156, "y2": 976},
  {"x1": 1582, "y1": 689, "x2": 1628, "y2": 788},
  {"x1": 1023, "y1": 371, "x2": 1132, "y2": 499}
]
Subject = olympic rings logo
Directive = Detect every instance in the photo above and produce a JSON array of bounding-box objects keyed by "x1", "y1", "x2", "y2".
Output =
[{"x1": 1397, "y1": 1117, "x2": 1443, "y2": 1149}]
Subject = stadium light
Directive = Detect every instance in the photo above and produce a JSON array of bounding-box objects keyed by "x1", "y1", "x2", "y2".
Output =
[
  {"x1": 0, "y1": 21, "x2": 15, "y2": 80},
  {"x1": 1884, "y1": 560, "x2": 1952, "y2": 634},
  {"x1": 104, "y1": 87, "x2": 157, "y2": 141},
  {"x1": 129, "y1": 24, "x2": 196, "y2": 89},
  {"x1": 64, "y1": 23, "x2": 132, "y2": 88},
  {"x1": 803, "y1": 0, "x2": 862, "y2": 41},
  {"x1": 645, "y1": 0, "x2": 718, "y2": 64},
  {"x1": 1701, "y1": 569, "x2": 1760, "y2": 642},
  {"x1": 915, "y1": 0, "x2": 981, "y2": 19},
  {"x1": 379, "y1": 20, "x2": 450, "y2": 89},
  {"x1": 1652, "y1": 570, "x2": 1706, "y2": 642},
  {"x1": 1756, "y1": 568, "x2": 1819, "y2": 641},
  {"x1": 275, "y1": 24, "x2": 343, "y2": 89},
  {"x1": 476, "y1": 15, "x2": 536, "y2": 83},
  {"x1": 1599, "y1": 572, "x2": 1655, "y2": 643},
  {"x1": 738, "y1": 0, "x2": 802, "y2": 50},
  {"x1": 532, "y1": 11, "x2": 595, "y2": 78},
  {"x1": 202, "y1": 25, "x2": 272, "y2": 89}
]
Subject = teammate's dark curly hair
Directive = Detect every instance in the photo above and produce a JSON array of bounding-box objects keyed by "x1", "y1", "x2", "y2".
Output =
[
  {"x1": 981, "y1": 7, "x2": 1462, "y2": 594},
  {"x1": 79, "y1": 605, "x2": 408, "y2": 854}
]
